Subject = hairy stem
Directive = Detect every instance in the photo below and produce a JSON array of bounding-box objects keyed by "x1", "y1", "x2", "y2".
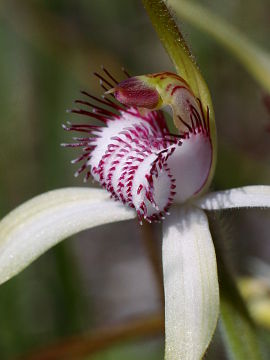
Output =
[
  {"x1": 141, "y1": 0, "x2": 216, "y2": 192},
  {"x1": 141, "y1": 0, "x2": 211, "y2": 104}
]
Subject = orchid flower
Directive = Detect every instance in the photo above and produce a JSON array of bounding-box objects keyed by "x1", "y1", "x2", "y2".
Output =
[
  {"x1": 0, "y1": 3, "x2": 270, "y2": 360},
  {"x1": 1, "y1": 68, "x2": 269, "y2": 359}
]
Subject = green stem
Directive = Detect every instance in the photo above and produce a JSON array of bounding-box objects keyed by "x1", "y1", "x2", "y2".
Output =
[
  {"x1": 142, "y1": 0, "x2": 216, "y2": 194},
  {"x1": 208, "y1": 213, "x2": 263, "y2": 360},
  {"x1": 142, "y1": 0, "x2": 193, "y2": 75},
  {"x1": 142, "y1": 0, "x2": 209, "y2": 100}
]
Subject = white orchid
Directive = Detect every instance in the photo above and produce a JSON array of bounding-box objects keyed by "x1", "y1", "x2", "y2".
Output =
[{"x1": 0, "y1": 1, "x2": 269, "y2": 359}]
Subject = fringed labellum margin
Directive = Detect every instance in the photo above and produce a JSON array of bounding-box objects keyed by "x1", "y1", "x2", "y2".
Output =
[{"x1": 63, "y1": 69, "x2": 213, "y2": 223}]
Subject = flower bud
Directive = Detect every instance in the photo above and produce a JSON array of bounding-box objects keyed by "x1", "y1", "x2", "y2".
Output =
[{"x1": 112, "y1": 76, "x2": 161, "y2": 109}]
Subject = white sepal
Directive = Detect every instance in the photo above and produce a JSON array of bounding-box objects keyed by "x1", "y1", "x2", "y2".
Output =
[
  {"x1": 195, "y1": 185, "x2": 270, "y2": 210},
  {"x1": 162, "y1": 205, "x2": 219, "y2": 360},
  {"x1": 0, "y1": 187, "x2": 135, "y2": 285}
]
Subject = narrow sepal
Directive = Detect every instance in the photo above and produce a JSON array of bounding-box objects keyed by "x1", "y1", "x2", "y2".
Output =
[
  {"x1": 195, "y1": 186, "x2": 270, "y2": 210},
  {"x1": 162, "y1": 206, "x2": 219, "y2": 359}
]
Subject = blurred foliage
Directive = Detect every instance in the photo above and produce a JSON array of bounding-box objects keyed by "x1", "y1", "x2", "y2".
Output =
[
  {"x1": 239, "y1": 277, "x2": 270, "y2": 329},
  {"x1": 86, "y1": 340, "x2": 162, "y2": 360},
  {"x1": 0, "y1": 0, "x2": 270, "y2": 359}
]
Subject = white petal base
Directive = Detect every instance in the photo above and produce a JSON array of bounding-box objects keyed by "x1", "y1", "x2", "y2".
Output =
[
  {"x1": 0, "y1": 188, "x2": 135, "y2": 285},
  {"x1": 162, "y1": 206, "x2": 219, "y2": 360}
]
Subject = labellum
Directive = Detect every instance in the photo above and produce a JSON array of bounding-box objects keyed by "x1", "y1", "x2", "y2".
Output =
[{"x1": 63, "y1": 69, "x2": 213, "y2": 223}]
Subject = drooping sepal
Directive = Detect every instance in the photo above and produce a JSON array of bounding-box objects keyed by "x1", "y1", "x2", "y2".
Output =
[
  {"x1": 162, "y1": 206, "x2": 219, "y2": 360},
  {"x1": 0, "y1": 188, "x2": 135, "y2": 285}
]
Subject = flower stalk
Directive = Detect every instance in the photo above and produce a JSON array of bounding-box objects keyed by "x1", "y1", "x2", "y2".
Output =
[{"x1": 142, "y1": 0, "x2": 217, "y2": 197}]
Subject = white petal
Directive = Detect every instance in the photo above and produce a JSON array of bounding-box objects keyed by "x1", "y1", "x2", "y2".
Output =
[
  {"x1": 168, "y1": 132, "x2": 212, "y2": 203},
  {"x1": 162, "y1": 206, "x2": 219, "y2": 360},
  {"x1": 0, "y1": 187, "x2": 135, "y2": 285},
  {"x1": 195, "y1": 185, "x2": 270, "y2": 210}
]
